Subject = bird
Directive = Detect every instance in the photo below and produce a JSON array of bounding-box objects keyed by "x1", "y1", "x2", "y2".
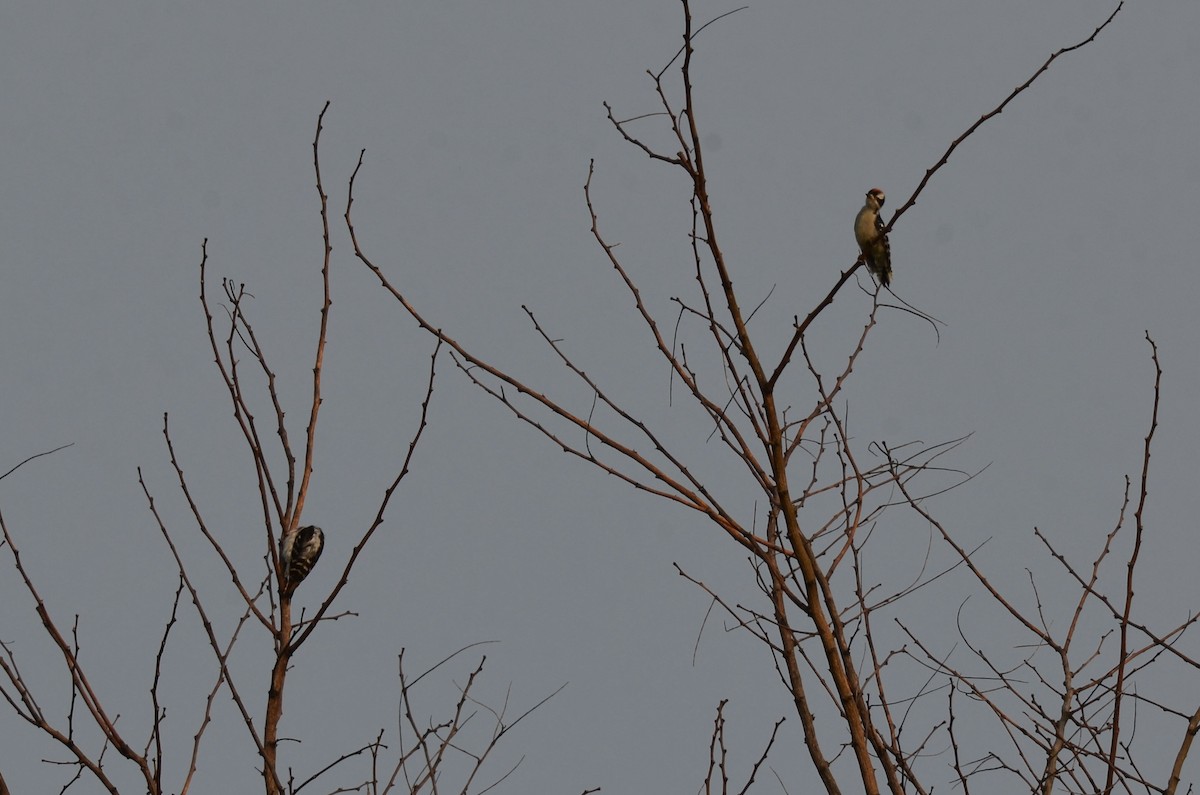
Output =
[
  {"x1": 280, "y1": 525, "x2": 324, "y2": 592},
  {"x1": 854, "y1": 188, "x2": 893, "y2": 287}
]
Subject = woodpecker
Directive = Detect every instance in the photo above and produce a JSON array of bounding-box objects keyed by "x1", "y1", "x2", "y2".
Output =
[
  {"x1": 854, "y1": 188, "x2": 892, "y2": 287},
  {"x1": 280, "y1": 525, "x2": 324, "y2": 592}
]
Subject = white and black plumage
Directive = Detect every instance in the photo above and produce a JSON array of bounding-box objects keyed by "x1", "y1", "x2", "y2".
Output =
[
  {"x1": 280, "y1": 525, "x2": 324, "y2": 591},
  {"x1": 854, "y1": 187, "x2": 893, "y2": 287}
]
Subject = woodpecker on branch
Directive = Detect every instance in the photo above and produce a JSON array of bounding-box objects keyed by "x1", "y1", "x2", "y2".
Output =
[
  {"x1": 280, "y1": 525, "x2": 324, "y2": 592},
  {"x1": 854, "y1": 188, "x2": 893, "y2": 288}
]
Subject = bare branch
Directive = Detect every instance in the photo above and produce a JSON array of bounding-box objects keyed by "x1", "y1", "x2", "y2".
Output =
[
  {"x1": 888, "y1": 3, "x2": 1123, "y2": 230},
  {"x1": 0, "y1": 444, "x2": 74, "y2": 484}
]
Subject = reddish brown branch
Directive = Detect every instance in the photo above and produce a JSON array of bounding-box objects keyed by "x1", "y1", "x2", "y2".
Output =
[
  {"x1": 1104, "y1": 332, "x2": 1160, "y2": 794},
  {"x1": 292, "y1": 99, "x2": 335, "y2": 534}
]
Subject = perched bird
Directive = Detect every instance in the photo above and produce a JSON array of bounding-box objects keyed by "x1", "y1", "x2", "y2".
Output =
[
  {"x1": 854, "y1": 188, "x2": 893, "y2": 287},
  {"x1": 280, "y1": 525, "x2": 324, "y2": 591}
]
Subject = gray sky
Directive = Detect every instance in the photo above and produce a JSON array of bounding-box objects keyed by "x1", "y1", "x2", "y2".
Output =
[{"x1": 2, "y1": 1, "x2": 1199, "y2": 793}]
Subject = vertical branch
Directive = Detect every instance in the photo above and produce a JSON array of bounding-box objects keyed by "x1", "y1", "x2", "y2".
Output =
[
  {"x1": 264, "y1": 101, "x2": 334, "y2": 795},
  {"x1": 147, "y1": 575, "x2": 186, "y2": 793},
  {"x1": 292, "y1": 100, "x2": 335, "y2": 531},
  {"x1": 1103, "y1": 333, "x2": 1160, "y2": 794},
  {"x1": 675, "y1": 3, "x2": 765, "y2": 391}
]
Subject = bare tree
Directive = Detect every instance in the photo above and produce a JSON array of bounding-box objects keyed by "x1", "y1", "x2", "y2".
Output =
[
  {"x1": 6, "y1": 3, "x2": 1196, "y2": 795},
  {"x1": 343, "y1": 2, "x2": 1197, "y2": 793},
  {"x1": 0, "y1": 104, "x2": 553, "y2": 795}
]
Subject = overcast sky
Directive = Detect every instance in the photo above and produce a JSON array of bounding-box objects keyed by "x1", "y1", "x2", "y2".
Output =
[{"x1": 2, "y1": 1, "x2": 1198, "y2": 793}]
